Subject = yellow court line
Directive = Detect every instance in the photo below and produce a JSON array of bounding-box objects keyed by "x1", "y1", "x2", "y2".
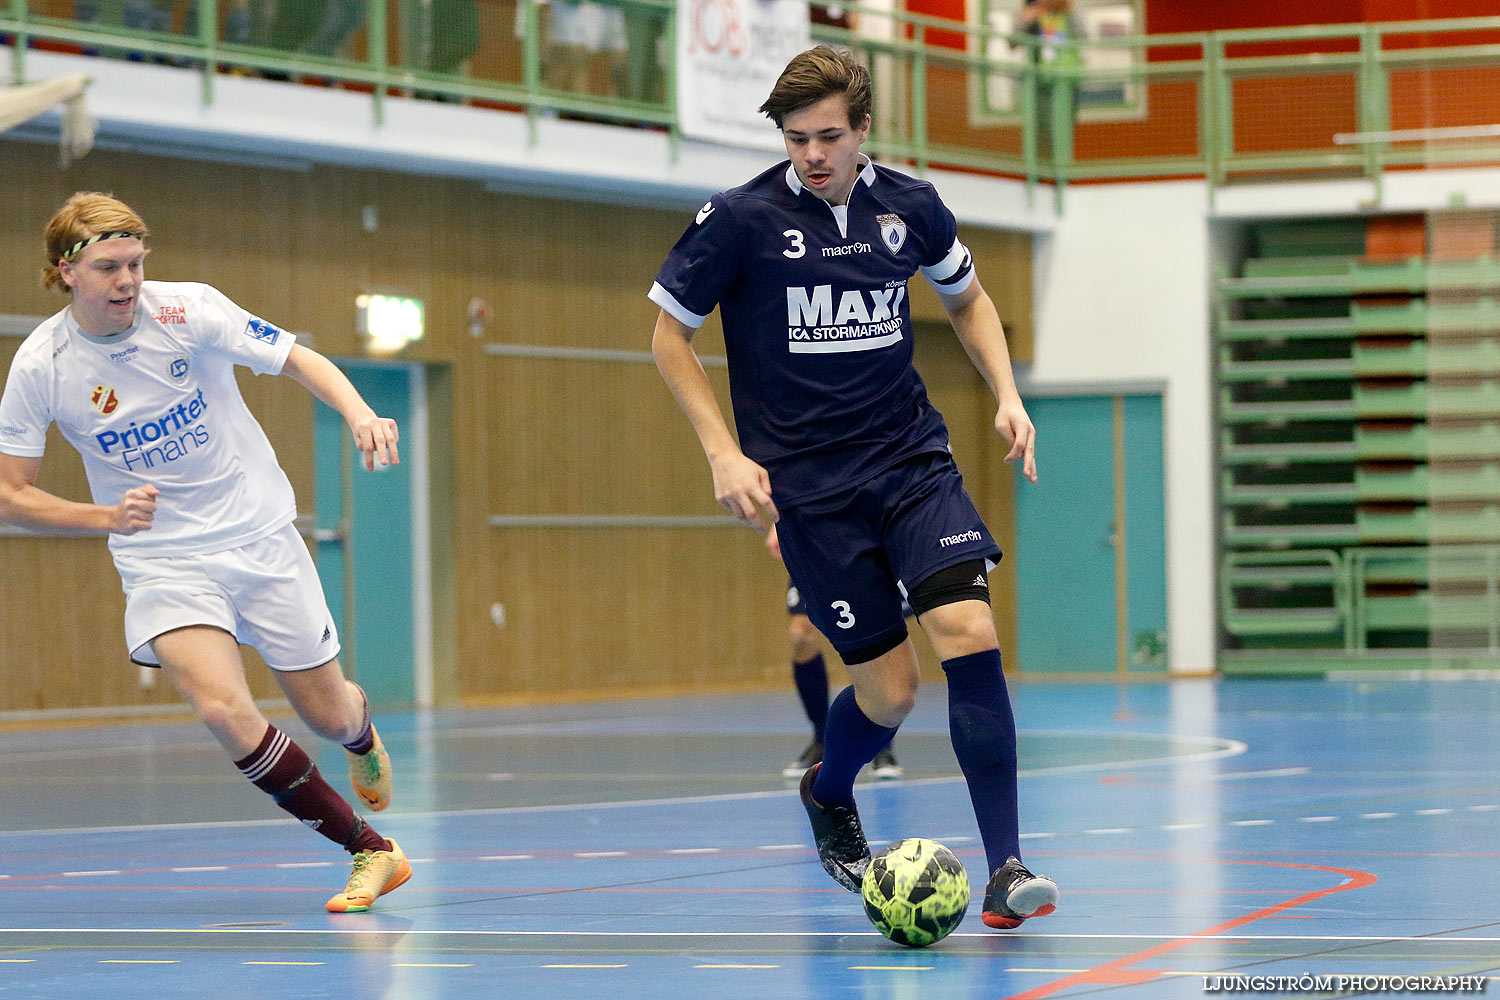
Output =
[
  {"x1": 243, "y1": 961, "x2": 325, "y2": 966},
  {"x1": 392, "y1": 963, "x2": 475, "y2": 968},
  {"x1": 99, "y1": 960, "x2": 179, "y2": 964},
  {"x1": 0, "y1": 960, "x2": 37, "y2": 963},
  {"x1": 542, "y1": 964, "x2": 628, "y2": 969},
  {"x1": 849, "y1": 966, "x2": 933, "y2": 971},
  {"x1": 694, "y1": 964, "x2": 780, "y2": 969}
]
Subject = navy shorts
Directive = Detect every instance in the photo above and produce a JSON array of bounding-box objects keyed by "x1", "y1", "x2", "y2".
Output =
[
  {"x1": 774, "y1": 451, "x2": 1001, "y2": 660},
  {"x1": 788, "y1": 578, "x2": 914, "y2": 620}
]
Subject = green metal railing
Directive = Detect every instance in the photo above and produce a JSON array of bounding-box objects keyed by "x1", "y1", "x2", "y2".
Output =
[{"x1": 5, "y1": 2, "x2": 1500, "y2": 204}]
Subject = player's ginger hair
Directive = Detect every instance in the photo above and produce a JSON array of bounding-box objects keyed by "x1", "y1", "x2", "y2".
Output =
[
  {"x1": 759, "y1": 45, "x2": 872, "y2": 130},
  {"x1": 41, "y1": 192, "x2": 150, "y2": 294}
]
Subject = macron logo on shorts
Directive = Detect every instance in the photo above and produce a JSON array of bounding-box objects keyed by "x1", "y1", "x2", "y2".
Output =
[{"x1": 939, "y1": 530, "x2": 983, "y2": 549}]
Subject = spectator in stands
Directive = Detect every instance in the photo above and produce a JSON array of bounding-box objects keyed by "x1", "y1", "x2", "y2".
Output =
[
  {"x1": 1020, "y1": 0, "x2": 1083, "y2": 163},
  {"x1": 618, "y1": 0, "x2": 668, "y2": 104}
]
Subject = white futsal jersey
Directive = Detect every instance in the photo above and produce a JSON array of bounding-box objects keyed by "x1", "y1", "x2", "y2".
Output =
[{"x1": 0, "y1": 281, "x2": 298, "y2": 556}]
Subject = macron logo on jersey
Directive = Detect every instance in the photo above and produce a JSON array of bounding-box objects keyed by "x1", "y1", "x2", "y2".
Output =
[
  {"x1": 245, "y1": 317, "x2": 282, "y2": 345},
  {"x1": 785, "y1": 283, "x2": 908, "y2": 354}
]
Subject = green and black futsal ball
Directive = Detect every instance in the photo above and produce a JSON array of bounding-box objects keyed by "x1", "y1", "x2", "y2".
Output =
[{"x1": 861, "y1": 838, "x2": 969, "y2": 947}]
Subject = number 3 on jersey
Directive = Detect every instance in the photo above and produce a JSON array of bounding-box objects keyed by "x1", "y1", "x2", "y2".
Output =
[
  {"x1": 783, "y1": 229, "x2": 806, "y2": 259},
  {"x1": 831, "y1": 600, "x2": 856, "y2": 629}
]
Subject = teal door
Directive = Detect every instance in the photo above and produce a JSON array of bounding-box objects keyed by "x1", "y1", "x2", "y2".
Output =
[
  {"x1": 1014, "y1": 394, "x2": 1167, "y2": 673},
  {"x1": 314, "y1": 362, "x2": 418, "y2": 707}
]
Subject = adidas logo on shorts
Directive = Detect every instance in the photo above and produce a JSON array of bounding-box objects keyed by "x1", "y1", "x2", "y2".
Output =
[{"x1": 320, "y1": 625, "x2": 332, "y2": 643}]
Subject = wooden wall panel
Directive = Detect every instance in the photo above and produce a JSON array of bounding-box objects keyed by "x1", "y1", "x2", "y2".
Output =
[{"x1": 2, "y1": 136, "x2": 1032, "y2": 712}]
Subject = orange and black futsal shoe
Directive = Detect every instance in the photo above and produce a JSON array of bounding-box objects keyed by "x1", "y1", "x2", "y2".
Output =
[{"x1": 982, "y1": 856, "x2": 1059, "y2": 929}]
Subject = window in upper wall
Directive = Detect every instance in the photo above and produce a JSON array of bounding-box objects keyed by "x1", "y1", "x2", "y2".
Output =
[{"x1": 969, "y1": 0, "x2": 1146, "y2": 125}]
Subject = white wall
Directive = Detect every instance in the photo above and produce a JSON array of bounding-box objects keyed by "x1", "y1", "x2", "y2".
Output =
[
  {"x1": 1027, "y1": 180, "x2": 1216, "y2": 675},
  {"x1": 1026, "y1": 167, "x2": 1500, "y2": 676}
]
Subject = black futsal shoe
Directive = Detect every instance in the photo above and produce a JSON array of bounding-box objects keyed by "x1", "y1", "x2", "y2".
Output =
[
  {"x1": 868, "y1": 745, "x2": 903, "y2": 780},
  {"x1": 798, "y1": 762, "x2": 871, "y2": 892},
  {"x1": 982, "y1": 856, "x2": 1059, "y2": 929}
]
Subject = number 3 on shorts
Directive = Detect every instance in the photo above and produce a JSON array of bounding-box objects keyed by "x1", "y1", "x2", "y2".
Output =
[{"x1": 831, "y1": 600, "x2": 856, "y2": 629}]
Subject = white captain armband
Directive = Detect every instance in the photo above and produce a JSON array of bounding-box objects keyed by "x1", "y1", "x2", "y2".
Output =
[{"x1": 920, "y1": 239, "x2": 976, "y2": 295}]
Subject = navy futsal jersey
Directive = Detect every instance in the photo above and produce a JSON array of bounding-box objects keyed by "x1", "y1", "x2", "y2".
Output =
[{"x1": 649, "y1": 156, "x2": 976, "y2": 507}]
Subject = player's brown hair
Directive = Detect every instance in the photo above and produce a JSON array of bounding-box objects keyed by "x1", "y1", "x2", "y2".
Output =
[
  {"x1": 759, "y1": 45, "x2": 872, "y2": 130},
  {"x1": 41, "y1": 192, "x2": 149, "y2": 294}
]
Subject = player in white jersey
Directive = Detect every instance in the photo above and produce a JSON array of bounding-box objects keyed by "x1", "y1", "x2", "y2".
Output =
[{"x1": 0, "y1": 192, "x2": 409, "y2": 913}]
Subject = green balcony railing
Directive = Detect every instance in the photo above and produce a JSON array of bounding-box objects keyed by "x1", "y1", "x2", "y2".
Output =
[{"x1": 5, "y1": 2, "x2": 1500, "y2": 206}]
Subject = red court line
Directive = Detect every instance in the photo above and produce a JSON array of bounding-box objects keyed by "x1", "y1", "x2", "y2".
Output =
[{"x1": 1003, "y1": 857, "x2": 1379, "y2": 1000}]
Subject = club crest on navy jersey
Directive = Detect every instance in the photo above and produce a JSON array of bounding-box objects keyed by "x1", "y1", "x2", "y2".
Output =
[{"x1": 877, "y1": 213, "x2": 907, "y2": 254}]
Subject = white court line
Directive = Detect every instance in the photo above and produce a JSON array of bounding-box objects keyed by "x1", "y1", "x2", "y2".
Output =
[
  {"x1": 0, "y1": 735, "x2": 1246, "y2": 839},
  {"x1": 5, "y1": 928, "x2": 1500, "y2": 943},
  {"x1": 1213, "y1": 767, "x2": 1310, "y2": 781}
]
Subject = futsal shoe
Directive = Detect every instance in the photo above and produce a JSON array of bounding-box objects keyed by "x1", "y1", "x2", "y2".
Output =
[
  {"x1": 798, "y1": 763, "x2": 871, "y2": 892},
  {"x1": 782, "y1": 738, "x2": 824, "y2": 778},
  {"x1": 868, "y1": 746, "x2": 903, "y2": 780},
  {"x1": 325, "y1": 840, "x2": 412, "y2": 912},
  {"x1": 982, "y1": 856, "x2": 1059, "y2": 929},
  {"x1": 347, "y1": 723, "x2": 392, "y2": 811}
]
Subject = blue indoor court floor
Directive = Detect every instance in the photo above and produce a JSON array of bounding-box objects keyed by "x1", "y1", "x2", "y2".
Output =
[{"x1": 1, "y1": 677, "x2": 1498, "y2": 999}]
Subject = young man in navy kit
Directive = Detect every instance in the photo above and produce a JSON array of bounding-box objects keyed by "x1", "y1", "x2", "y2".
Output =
[{"x1": 649, "y1": 46, "x2": 1059, "y2": 928}]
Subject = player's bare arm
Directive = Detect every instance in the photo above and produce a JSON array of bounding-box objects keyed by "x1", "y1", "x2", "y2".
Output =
[
  {"x1": 938, "y1": 278, "x2": 1038, "y2": 483},
  {"x1": 651, "y1": 309, "x2": 779, "y2": 531},
  {"x1": 281, "y1": 344, "x2": 400, "y2": 471},
  {"x1": 0, "y1": 451, "x2": 156, "y2": 534}
]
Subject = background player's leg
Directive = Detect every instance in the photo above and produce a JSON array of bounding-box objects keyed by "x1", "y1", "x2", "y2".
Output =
[
  {"x1": 789, "y1": 611, "x2": 828, "y2": 740},
  {"x1": 809, "y1": 641, "x2": 916, "y2": 809}
]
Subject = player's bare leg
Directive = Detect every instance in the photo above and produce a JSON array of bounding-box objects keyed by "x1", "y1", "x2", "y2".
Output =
[
  {"x1": 153, "y1": 626, "x2": 407, "y2": 910},
  {"x1": 279, "y1": 660, "x2": 392, "y2": 811}
]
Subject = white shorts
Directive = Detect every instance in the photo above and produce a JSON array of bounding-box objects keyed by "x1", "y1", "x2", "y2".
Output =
[
  {"x1": 115, "y1": 522, "x2": 342, "y2": 671},
  {"x1": 547, "y1": 1, "x2": 627, "y2": 53}
]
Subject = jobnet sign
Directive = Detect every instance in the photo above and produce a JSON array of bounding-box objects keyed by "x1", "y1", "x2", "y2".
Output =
[{"x1": 676, "y1": 0, "x2": 811, "y2": 151}]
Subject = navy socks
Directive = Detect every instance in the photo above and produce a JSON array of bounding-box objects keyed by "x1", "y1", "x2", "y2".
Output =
[
  {"x1": 792, "y1": 653, "x2": 829, "y2": 742},
  {"x1": 810, "y1": 685, "x2": 897, "y2": 809},
  {"x1": 942, "y1": 649, "x2": 1021, "y2": 874}
]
